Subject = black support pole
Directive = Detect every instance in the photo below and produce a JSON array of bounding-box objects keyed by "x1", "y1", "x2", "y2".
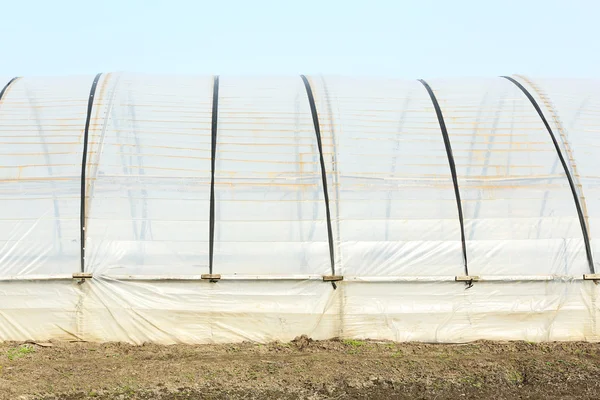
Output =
[
  {"x1": 300, "y1": 75, "x2": 337, "y2": 287},
  {"x1": 208, "y1": 75, "x2": 220, "y2": 275},
  {"x1": 80, "y1": 73, "x2": 103, "y2": 273},
  {"x1": 418, "y1": 79, "x2": 469, "y2": 277},
  {"x1": 0, "y1": 77, "x2": 19, "y2": 102},
  {"x1": 502, "y1": 75, "x2": 595, "y2": 274}
]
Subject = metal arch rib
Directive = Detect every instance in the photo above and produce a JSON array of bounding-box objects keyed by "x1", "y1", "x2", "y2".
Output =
[
  {"x1": 300, "y1": 75, "x2": 337, "y2": 285},
  {"x1": 208, "y1": 75, "x2": 220, "y2": 275},
  {"x1": 0, "y1": 77, "x2": 20, "y2": 102},
  {"x1": 80, "y1": 73, "x2": 103, "y2": 273},
  {"x1": 501, "y1": 75, "x2": 595, "y2": 274},
  {"x1": 418, "y1": 79, "x2": 469, "y2": 276}
]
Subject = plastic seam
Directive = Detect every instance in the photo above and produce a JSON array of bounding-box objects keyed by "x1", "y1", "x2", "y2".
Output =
[{"x1": 321, "y1": 78, "x2": 343, "y2": 273}]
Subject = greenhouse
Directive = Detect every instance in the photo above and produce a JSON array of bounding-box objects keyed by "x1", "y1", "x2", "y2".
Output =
[{"x1": 1, "y1": 73, "x2": 599, "y2": 344}]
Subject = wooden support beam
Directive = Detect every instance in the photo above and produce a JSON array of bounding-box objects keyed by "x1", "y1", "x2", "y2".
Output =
[
  {"x1": 455, "y1": 275, "x2": 480, "y2": 282},
  {"x1": 201, "y1": 274, "x2": 221, "y2": 282},
  {"x1": 72, "y1": 272, "x2": 93, "y2": 280}
]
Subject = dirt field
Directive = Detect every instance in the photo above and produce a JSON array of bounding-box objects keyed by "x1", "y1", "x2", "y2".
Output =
[{"x1": 1, "y1": 337, "x2": 600, "y2": 399}]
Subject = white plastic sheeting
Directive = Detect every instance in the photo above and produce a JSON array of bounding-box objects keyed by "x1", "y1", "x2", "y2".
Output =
[
  {"x1": 85, "y1": 74, "x2": 213, "y2": 275},
  {"x1": 0, "y1": 76, "x2": 91, "y2": 276},
  {"x1": 2, "y1": 280, "x2": 598, "y2": 343},
  {"x1": 1, "y1": 73, "x2": 600, "y2": 344},
  {"x1": 519, "y1": 77, "x2": 600, "y2": 273},
  {"x1": 214, "y1": 77, "x2": 329, "y2": 275},
  {"x1": 429, "y1": 78, "x2": 588, "y2": 276},
  {"x1": 309, "y1": 77, "x2": 464, "y2": 276}
]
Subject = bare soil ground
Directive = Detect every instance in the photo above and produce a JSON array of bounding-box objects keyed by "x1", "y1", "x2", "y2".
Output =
[{"x1": 1, "y1": 337, "x2": 600, "y2": 399}]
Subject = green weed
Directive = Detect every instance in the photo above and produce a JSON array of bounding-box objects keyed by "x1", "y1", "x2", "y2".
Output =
[
  {"x1": 460, "y1": 376, "x2": 483, "y2": 388},
  {"x1": 342, "y1": 339, "x2": 365, "y2": 348},
  {"x1": 506, "y1": 369, "x2": 525, "y2": 385},
  {"x1": 7, "y1": 344, "x2": 35, "y2": 361}
]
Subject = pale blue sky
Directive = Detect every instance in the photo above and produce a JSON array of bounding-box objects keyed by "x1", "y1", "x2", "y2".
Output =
[{"x1": 1, "y1": 0, "x2": 598, "y2": 78}]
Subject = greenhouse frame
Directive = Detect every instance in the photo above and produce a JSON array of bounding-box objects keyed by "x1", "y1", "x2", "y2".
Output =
[{"x1": 1, "y1": 73, "x2": 599, "y2": 344}]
